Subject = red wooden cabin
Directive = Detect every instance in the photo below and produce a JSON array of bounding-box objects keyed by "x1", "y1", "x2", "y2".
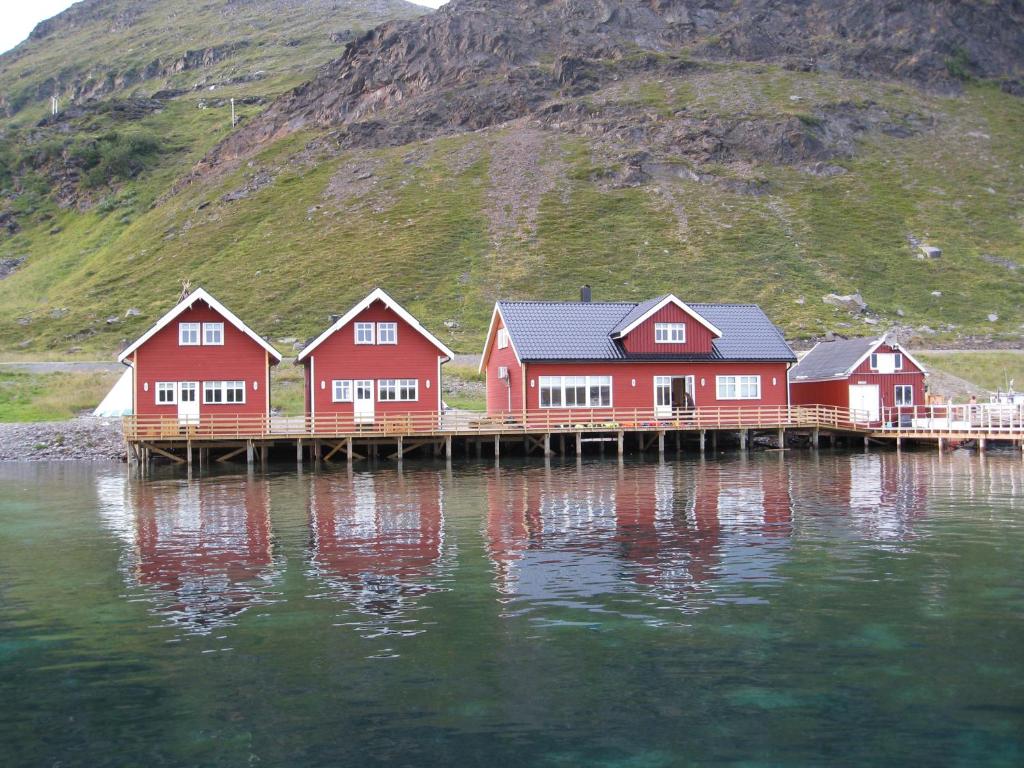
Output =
[
  {"x1": 118, "y1": 288, "x2": 282, "y2": 425},
  {"x1": 296, "y1": 288, "x2": 454, "y2": 428},
  {"x1": 789, "y1": 335, "x2": 926, "y2": 424},
  {"x1": 480, "y1": 289, "x2": 796, "y2": 418}
]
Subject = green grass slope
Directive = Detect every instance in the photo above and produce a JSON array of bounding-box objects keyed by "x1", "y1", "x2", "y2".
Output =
[{"x1": 0, "y1": 48, "x2": 1022, "y2": 357}]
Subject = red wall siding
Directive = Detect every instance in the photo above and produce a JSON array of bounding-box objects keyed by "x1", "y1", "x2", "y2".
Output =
[
  {"x1": 619, "y1": 303, "x2": 716, "y2": 355},
  {"x1": 790, "y1": 379, "x2": 850, "y2": 407},
  {"x1": 484, "y1": 313, "x2": 525, "y2": 415},
  {"x1": 519, "y1": 361, "x2": 789, "y2": 412},
  {"x1": 133, "y1": 303, "x2": 271, "y2": 417},
  {"x1": 304, "y1": 300, "x2": 445, "y2": 418}
]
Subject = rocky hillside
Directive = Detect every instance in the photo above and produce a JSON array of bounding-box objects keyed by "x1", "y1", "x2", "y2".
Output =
[{"x1": 0, "y1": 0, "x2": 1022, "y2": 357}]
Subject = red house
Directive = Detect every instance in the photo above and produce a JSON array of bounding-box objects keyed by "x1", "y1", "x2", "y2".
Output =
[
  {"x1": 480, "y1": 290, "x2": 796, "y2": 417},
  {"x1": 789, "y1": 335, "x2": 927, "y2": 423},
  {"x1": 118, "y1": 288, "x2": 282, "y2": 424},
  {"x1": 296, "y1": 288, "x2": 454, "y2": 427}
]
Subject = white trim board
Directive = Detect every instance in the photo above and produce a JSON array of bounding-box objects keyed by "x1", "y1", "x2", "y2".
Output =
[
  {"x1": 296, "y1": 288, "x2": 454, "y2": 362},
  {"x1": 118, "y1": 288, "x2": 282, "y2": 364},
  {"x1": 478, "y1": 303, "x2": 523, "y2": 373}
]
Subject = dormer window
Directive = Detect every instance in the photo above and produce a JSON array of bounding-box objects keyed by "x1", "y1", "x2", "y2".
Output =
[
  {"x1": 377, "y1": 322, "x2": 397, "y2": 344},
  {"x1": 655, "y1": 323, "x2": 686, "y2": 344},
  {"x1": 497, "y1": 328, "x2": 509, "y2": 349},
  {"x1": 894, "y1": 352, "x2": 903, "y2": 370},
  {"x1": 178, "y1": 323, "x2": 200, "y2": 346},
  {"x1": 870, "y1": 353, "x2": 878, "y2": 369},
  {"x1": 355, "y1": 322, "x2": 375, "y2": 344}
]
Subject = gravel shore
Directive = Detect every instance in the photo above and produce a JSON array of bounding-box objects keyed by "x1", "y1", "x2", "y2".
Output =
[{"x1": 0, "y1": 417, "x2": 126, "y2": 462}]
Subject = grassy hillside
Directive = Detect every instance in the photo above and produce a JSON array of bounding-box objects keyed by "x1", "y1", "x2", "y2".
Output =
[{"x1": 0, "y1": 4, "x2": 1021, "y2": 358}]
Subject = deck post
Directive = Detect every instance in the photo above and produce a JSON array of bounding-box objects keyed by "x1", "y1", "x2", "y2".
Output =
[
  {"x1": 346, "y1": 437, "x2": 354, "y2": 464},
  {"x1": 445, "y1": 435, "x2": 452, "y2": 460},
  {"x1": 617, "y1": 431, "x2": 624, "y2": 459},
  {"x1": 937, "y1": 436, "x2": 944, "y2": 453},
  {"x1": 978, "y1": 437, "x2": 986, "y2": 454},
  {"x1": 699, "y1": 430, "x2": 706, "y2": 454},
  {"x1": 186, "y1": 441, "x2": 193, "y2": 470},
  {"x1": 575, "y1": 432, "x2": 582, "y2": 456},
  {"x1": 246, "y1": 440, "x2": 254, "y2": 465},
  {"x1": 559, "y1": 434, "x2": 565, "y2": 456},
  {"x1": 777, "y1": 428, "x2": 784, "y2": 449},
  {"x1": 811, "y1": 428, "x2": 819, "y2": 449},
  {"x1": 864, "y1": 436, "x2": 870, "y2": 451},
  {"x1": 543, "y1": 433, "x2": 552, "y2": 456},
  {"x1": 314, "y1": 439, "x2": 322, "y2": 465},
  {"x1": 397, "y1": 436, "x2": 404, "y2": 461},
  {"x1": 658, "y1": 431, "x2": 665, "y2": 456},
  {"x1": 739, "y1": 429, "x2": 747, "y2": 451},
  {"x1": 895, "y1": 436, "x2": 901, "y2": 451},
  {"x1": 494, "y1": 434, "x2": 500, "y2": 459},
  {"x1": 297, "y1": 439, "x2": 303, "y2": 465},
  {"x1": 260, "y1": 445, "x2": 268, "y2": 468},
  {"x1": 711, "y1": 431, "x2": 718, "y2": 452}
]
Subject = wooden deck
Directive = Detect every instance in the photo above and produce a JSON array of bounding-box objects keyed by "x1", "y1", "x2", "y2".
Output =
[{"x1": 123, "y1": 403, "x2": 1024, "y2": 467}]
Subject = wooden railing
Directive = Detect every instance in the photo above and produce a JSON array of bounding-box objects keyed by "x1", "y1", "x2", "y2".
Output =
[
  {"x1": 876, "y1": 403, "x2": 1024, "y2": 435},
  {"x1": 123, "y1": 404, "x2": 880, "y2": 442}
]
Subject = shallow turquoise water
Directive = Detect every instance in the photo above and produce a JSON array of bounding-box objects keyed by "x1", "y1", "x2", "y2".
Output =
[{"x1": 1, "y1": 451, "x2": 1022, "y2": 766}]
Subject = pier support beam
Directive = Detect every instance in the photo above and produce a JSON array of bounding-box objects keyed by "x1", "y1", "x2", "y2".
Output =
[
  {"x1": 895, "y1": 436, "x2": 901, "y2": 451},
  {"x1": 777, "y1": 428, "x2": 784, "y2": 449},
  {"x1": 938, "y1": 436, "x2": 945, "y2": 453},
  {"x1": 978, "y1": 438, "x2": 986, "y2": 454},
  {"x1": 811, "y1": 428, "x2": 819, "y2": 449},
  {"x1": 476, "y1": 438, "x2": 483, "y2": 459},
  {"x1": 699, "y1": 430, "x2": 706, "y2": 454},
  {"x1": 559, "y1": 434, "x2": 566, "y2": 456},
  {"x1": 246, "y1": 440, "x2": 254, "y2": 466},
  {"x1": 445, "y1": 435, "x2": 452, "y2": 461},
  {"x1": 658, "y1": 431, "x2": 665, "y2": 456},
  {"x1": 396, "y1": 436, "x2": 404, "y2": 462},
  {"x1": 543, "y1": 433, "x2": 552, "y2": 457},
  {"x1": 711, "y1": 431, "x2": 718, "y2": 452},
  {"x1": 739, "y1": 430, "x2": 748, "y2": 451},
  {"x1": 297, "y1": 439, "x2": 303, "y2": 465},
  {"x1": 494, "y1": 434, "x2": 501, "y2": 459},
  {"x1": 617, "y1": 431, "x2": 624, "y2": 460},
  {"x1": 675, "y1": 431, "x2": 681, "y2": 454},
  {"x1": 186, "y1": 441, "x2": 193, "y2": 470},
  {"x1": 576, "y1": 432, "x2": 582, "y2": 456}
]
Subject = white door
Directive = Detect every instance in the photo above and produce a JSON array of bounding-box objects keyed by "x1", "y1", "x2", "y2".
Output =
[
  {"x1": 354, "y1": 380, "x2": 374, "y2": 424},
  {"x1": 849, "y1": 384, "x2": 880, "y2": 423},
  {"x1": 654, "y1": 376, "x2": 696, "y2": 418},
  {"x1": 178, "y1": 382, "x2": 199, "y2": 425}
]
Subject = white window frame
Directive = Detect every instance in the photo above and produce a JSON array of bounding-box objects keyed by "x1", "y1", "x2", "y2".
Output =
[
  {"x1": 894, "y1": 384, "x2": 913, "y2": 406},
  {"x1": 355, "y1": 322, "x2": 375, "y2": 345},
  {"x1": 179, "y1": 322, "x2": 200, "y2": 346},
  {"x1": 869, "y1": 352, "x2": 879, "y2": 370},
  {"x1": 203, "y1": 380, "x2": 246, "y2": 405},
  {"x1": 538, "y1": 375, "x2": 613, "y2": 408},
  {"x1": 155, "y1": 382, "x2": 177, "y2": 405},
  {"x1": 332, "y1": 380, "x2": 353, "y2": 403},
  {"x1": 654, "y1": 323, "x2": 686, "y2": 344},
  {"x1": 497, "y1": 328, "x2": 509, "y2": 349},
  {"x1": 894, "y1": 352, "x2": 903, "y2": 371},
  {"x1": 377, "y1": 379, "x2": 418, "y2": 402},
  {"x1": 376, "y1": 322, "x2": 397, "y2": 345},
  {"x1": 716, "y1": 375, "x2": 761, "y2": 400},
  {"x1": 202, "y1": 322, "x2": 224, "y2": 346},
  {"x1": 398, "y1": 379, "x2": 418, "y2": 401}
]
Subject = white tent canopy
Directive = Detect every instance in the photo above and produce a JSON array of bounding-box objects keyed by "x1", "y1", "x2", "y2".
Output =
[{"x1": 93, "y1": 368, "x2": 133, "y2": 417}]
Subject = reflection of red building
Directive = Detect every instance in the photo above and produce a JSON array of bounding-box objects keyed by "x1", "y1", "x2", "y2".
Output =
[
  {"x1": 485, "y1": 461, "x2": 794, "y2": 605},
  {"x1": 128, "y1": 478, "x2": 277, "y2": 634},
  {"x1": 308, "y1": 471, "x2": 446, "y2": 626}
]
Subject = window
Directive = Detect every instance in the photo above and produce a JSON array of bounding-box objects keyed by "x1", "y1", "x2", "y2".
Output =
[
  {"x1": 355, "y1": 322, "x2": 375, "y2": 344},
  {"x1": 378, "y1": 380, "x2": 397, "y2": 401},
  {"x1": 179, "y1": 322, "x2": 200, "y2": 346},
  {"x1": 355, "y1": 381, "x2": 373, "y2": 401},
  {"x1": 376, "y1": 322, "x2": 397, "y2": 344},
  {"x1": 717, "y1": 375, "x2": 761, "y2": 400},
  {"x1": 156, "y1": 382, "x2": 177, "y2": 404},
  {"x1": 655, "y1": 323, "x2": 686, "y2": 343},
  {"x1": 204, "y1": 381, "x2": 223, "y2": 404},
  {"x1": 333, "y1": 380, "x2": 353, "y2": 402},
  {"x1": 894, "y1": 385, "x2": 913, "y2": 406},
  {"x1": 497, "y1": 328, "x2": 509, "y2": 349},
  {"x1": 203, "y1": 322, "x2": 224, "y2": 345},
  {"x1": 539, "y1": 376, "x2": 613, "y2": 408},
  {"x1": 179, "y1": 382, "x2": 197, "y2": 403},
  {"x1": 377, "y1": 379, "x2": 418, "y2": 402},
  {"x1": 399, "y1": 379, "x2": 418, "y2": 401},
  {"x1": 203, "y1": 381, "x2": 245, "y2": 404},
  {"x1": 894, "y1": 353, "x2": 903, "y2": 370}
]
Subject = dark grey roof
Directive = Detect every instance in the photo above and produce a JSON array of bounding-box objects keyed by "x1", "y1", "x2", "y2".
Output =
[
  {"x1": 789, "y1": 336, "x2": 879, "y2": 381},
  {"x1": 609, "y1": 296, "x2": 666, "y2": 336},
  {"x1": 497, "y1": 300, "x2": 795, "y2": 362}
]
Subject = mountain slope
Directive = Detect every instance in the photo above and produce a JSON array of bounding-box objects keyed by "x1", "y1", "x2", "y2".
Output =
[{"x1": 0, "y1": 0, "x2": 1022, "y2": 357}]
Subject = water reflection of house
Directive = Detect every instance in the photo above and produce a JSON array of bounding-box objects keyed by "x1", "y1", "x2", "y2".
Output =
[
  {"x1": 125, "y1": 478, "x2": 279, "y2": 634},
  {"x1": 485, "y1": 460, "x2": 793, "y2": 611},
  {"x1": 308, "y1": 471, "x2": 447, "y2": 635}
]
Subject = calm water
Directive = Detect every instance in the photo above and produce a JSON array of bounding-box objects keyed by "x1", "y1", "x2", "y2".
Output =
[{"x1": 1, "y1": 451, "x2": 1022, "y2": 767}]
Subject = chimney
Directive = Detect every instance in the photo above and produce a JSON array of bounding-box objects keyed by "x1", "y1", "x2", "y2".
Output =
[
  {"x1": 329, "y1": 313, "x2": 342, "y2": 324},
  {"x1": 581, "y1": 285, "x2": 592, "y2": 303}
]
